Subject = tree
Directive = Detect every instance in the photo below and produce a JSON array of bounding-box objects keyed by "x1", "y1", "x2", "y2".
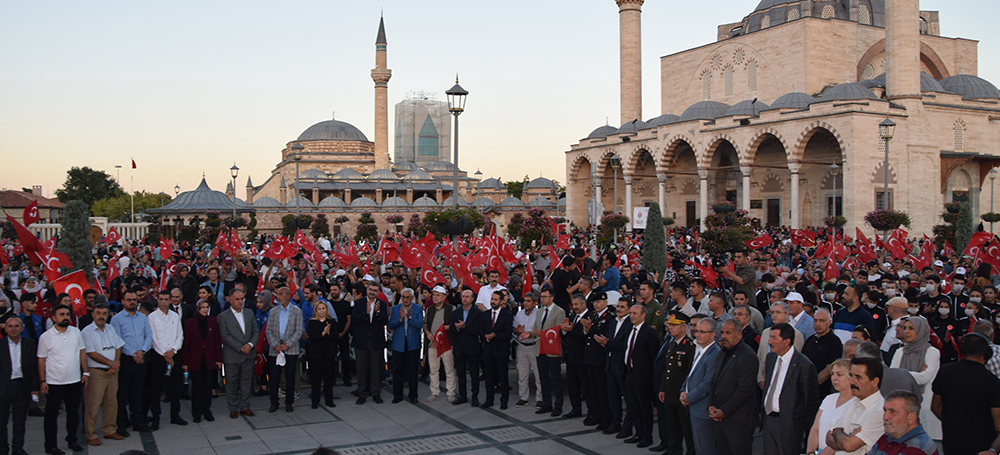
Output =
[
  {"x1": 55, "y1": 167, "x2": 122, "y2": 211},
  {"x1": 955, "y1": 202, "x2": 974, "y2": 255},
  {"x1": 91, "y1": 191, "x2": 172, "y2": 222},
  {"x1": 642, "y1": 202, "x2": 667, "y2": 275},
  {"x1": 312, "y1": 214, "x2": 330, "y2": 238},
  {"x1": 58, "y1": 200, "x2": 94, "y2": 281},
  {"x1": 505, "y1": 175, "x2": 530, "y2": 199},
  {"x1": 355, "y1": 212, "x2": 378, "y2": 243}
]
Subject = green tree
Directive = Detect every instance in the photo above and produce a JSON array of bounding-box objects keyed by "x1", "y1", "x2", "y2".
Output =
[
  {"x1": 312, "y1": 214, "x2": 330, "y2": 238},
  {"x1": 505, "y1": 175, "x2": 530, "y2": 199},
  {"x1": 955, "y1": 202, "x2": 974, "y2": 255},
  {"x1": 642, "y1": 202, "x2": 667, "y2": 275},
  {"x1": 58, "y1": 200, "x2": 94, "y2": 280},
  {"x1": 55, "y1": 167, "x2": 122, "y2": 211},
  {"x1": 246, "y1": 212, "x2": 259, "y2": 241},
  {"x1": 355, "y1": 212, "x2": 378, "y2": 243},
  {"x1": 91, "y1": 191, "x2": 172, "y2": 222}
]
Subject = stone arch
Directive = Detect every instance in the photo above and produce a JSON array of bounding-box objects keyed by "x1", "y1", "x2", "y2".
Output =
[
  {"x1": 856, "y1": 39, "x2": 951, "y2": 81},
  {"x1": 625, "y1": 145, "x2": 656, "y2": 176},
  {"x1": 745, "y1": 128, "x2": 791, "y2": 164},
  {"x1": 703, "y1": 133, "x2": 742, "y2": 168},
  {"x1": 792, "y1": 121, "x2": 847, "y2": 163},
  {"x1": 569, "y1": 154, "x2": 593, "y2": 181},
  {"x1": 595, "y1": 148, "x2": 625, "y2": 179},
  {"x1": 657, "y1": 134, "x2": 697, "y2": 173},
  {"x1": 871, "y1": 161, "x2": 898, "y2": 185}
]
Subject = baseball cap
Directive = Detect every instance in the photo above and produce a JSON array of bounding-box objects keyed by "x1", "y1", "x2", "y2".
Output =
[
  {"x1": 362, "y1": 274, "x2": 375, "y2": 282},
  {"x1": 886, "y1": 297, "x2": 909, "y2": 309},
  {"x1": 933, "y1": 260, "x2": 944, "y2": 267},
  {"x1": 956, "y1": 267, "x2": 967, "y2": 275},
  {"x1": 785, "y1": 292, "x2": 804, "y2": 303},
  {"x1": 432, "y1": 285, "x2": 447, "y2": 294}
]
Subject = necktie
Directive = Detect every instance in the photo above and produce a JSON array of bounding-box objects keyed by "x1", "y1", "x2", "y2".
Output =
[
  {"x1": 11, "y1": 341, "x2": 19, "y2": 379},
  {"x1": 540, "y1": 307, "x2": 549, "y2": 328},
  {"x1": 627, "y1": 327, "x2": 638, "y2": 369},
  {"x1": 492, "y1": 310, "x2": 497, "y2": 328},
  {"x1": 764, "y1": 357, "x2": 783, "y2": 414}
]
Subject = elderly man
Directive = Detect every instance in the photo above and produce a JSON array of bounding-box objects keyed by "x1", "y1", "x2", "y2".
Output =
[
  {"x1": 352, "y1": 282, "x2": 388, "y2": 405},
  {"x1": 424, "y1": 285, "x2": 457, "y2": 402},
  {"x1": 867, "y1": 391, "x2": 939, "y2": 455},
  {"x1": 81, "y1": 303, "x2": 125, "y2": 446},
  {"x1": 266, "y1": 286, "x2": 303, "y2": 412},
  {"x1": 786, "y1": 292, "x2": 815, "y2": 340},
  {"x1": 1, "y1": 317, "x2": 39, "y2": 455},
  {"x1": 732, "y1": 305, "x2": 759, "y2": 352},
  {"x1": 879, "y1": 297, "x2": 909, "y2": 364},
  {"x1": 681, "y1": 318, "x2": 721, "y2": 455},
  {"x1": 761, "y1": 323, "x2": 819, "y2": 455},
  {"x1": 389, "y1": 288, "x2": 423, "y2": 404},
  {"x1": 757, "y1": 302, "x2": 804, "y2": 387},
  {"x1": 218, "y1": 288, "x2": 258, "y2": 419},
  {"x1": 710, "y1": 320, "x2": 760, "y2": 455},
  {"x1": 803, "y1": 309, "x2": 842, "y2": 397}
]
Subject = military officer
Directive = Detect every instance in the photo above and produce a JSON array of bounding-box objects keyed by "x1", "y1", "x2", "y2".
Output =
[
  {"x1": 657, "y1": 311, "x2": 696, "y2": 455},
  {"x1": 582, "y1": 291, "x2": 614, "y2": 430}
]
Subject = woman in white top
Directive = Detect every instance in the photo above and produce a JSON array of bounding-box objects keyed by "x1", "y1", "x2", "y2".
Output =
[
  {"x1": 807, "y1": 358, "x2": 854, "y2": 454},
  {"x1": 889, "y1": 316, "x2": 941, "y2": 439}
]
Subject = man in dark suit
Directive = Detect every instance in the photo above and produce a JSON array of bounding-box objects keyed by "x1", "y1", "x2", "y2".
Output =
[
  {"x1": 481, "y1": 290, "x2": 512, "y2": 409},
  {"x1": 623, "y1": 304, "x2": 661, "y2": 448},
  {"x1": 709, "y1": 319, "x2": 761, "y2": 455},
  {"x1": 561, "y1": 294, "x2": 591, "y2": 419},
  {"x1": 656, "y1": 311, "x2": 696, "y2": 455},
  {"x1": 597, "y1": 297, "x2": 633, "y2": 438},
  {"x1": 583, "y1": 291, "x2": 613, "y2": 430},
  {"x1": 351, "y1": 282, "x2": 389, "y2": 405},
  {"x1": 450, "y1": 289, "x2": 482, "y2": 407},
  {"x1": 761, "y1": 323, "x2": 819, "y2": 455},
  {"x1": 732, "y1": 305, "x2": 760, "y2": 352},
  {"x1": 1, "y1": 317, "x2": 39, "y2": 455}
]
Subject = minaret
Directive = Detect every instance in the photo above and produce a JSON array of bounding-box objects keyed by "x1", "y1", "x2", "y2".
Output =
[
  {"x1": 885, "y1": 0, "x2": 921, "y2": 99},
  {"x1": 371, "y1": 17, "x2": 392, "y2": 170},
  {"x1": 617, "y1": 0, "x2": 643, "y2": 125}
]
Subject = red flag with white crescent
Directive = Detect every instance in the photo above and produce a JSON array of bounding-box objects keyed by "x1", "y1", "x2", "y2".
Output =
[
  {"x1": 39, "y1": 250, "x2": 72, "y2": 283},
  {"x1": 824, "y1": 257, "x2": 840, "y2": 281},
  {"x1": 539, "y1": 326, "x2": 562, "y2": 356},
  {"x1": 400, "y1": 241, "x2": 426, "y2": 269},
  {"x1": 92, "y1": 276, "x2": 105, "y2": 296},
  {"x1": 22, "y1": 201, "x2": 39, "y2": 227},
  {"x1": 51, "y1": 270, "x2": 90, "y2": 317},
  {"x1": 104, "y1": 226, "x2": 122, "y2": 245},
  {"x1": 229, "y1": 229, "x2": 242, "y2": 255},
  {"x1": 433, "y1": 324, "x2": 452, "y2": 354},
  {"x1": 943, "y1": 240, "x2": 955, "y2": 258},
  {"x1": 963, "y1": 231, "x2": 993, "y2": 258},
  {"x1": 855, "y1": 228, "x2": 876, "y2": 261},
  {"x1": 886, "y1": 230, "x2": 907, "y2": 260},
  {"x1": 790, "y1": 229, "x2": 817, "y2": 247},
  {"x1": 744, "y1": 233, "x2": 773, "y2": 250},
  {"x1": 6, "y1": 214, "x2": 42, "y2": 262},
  {"x1": 523, "y1": 262, "x2": 533, "y2": 300},
  {"x1": 106, "y1": 259, "x2": 120, "y2": 284},
  {"x1": 555, "y1": 234, "x2": 570, "y2": 250},
  {"x1": 420, "y1": 264, "x2": 446, "y2": 288},
  {"x1": 378, "y1": 238, "x2": 400, "y2": 263},
  {"x1": 983, "y1": 242, "x2": 1000, "y2": 273},
  {"x1": 414, "y1": 232, "x2": 439, "y2": 256},
  {"x1": 257, "y1": 275, "x2": 265, "y2": 294}
]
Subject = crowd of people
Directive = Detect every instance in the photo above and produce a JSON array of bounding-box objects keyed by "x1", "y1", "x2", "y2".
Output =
[{"x1": 2, "y1": 222, "x2": 1000, "y2": 455}]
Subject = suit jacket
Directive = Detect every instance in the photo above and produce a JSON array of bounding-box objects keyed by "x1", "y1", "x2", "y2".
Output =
[
  {"x1": 388, "y1": 304, "x2": 424, "y2": 352},
  {"x1": 606, "y1": 317, "x2": 631, "y2": 375},
  {"x1": 653, "y1": 336, "x2": 673, "y2": 385},
  {"x1": 307, "y1": 319, "x2": 339, "y2": 360},
  {"x1": 449, "y1": 304, "x2": 482, "y2": 356},
  {"x1": 762, "y1": 349, "x2": 820, "y2": 445},
  {"x1": 218, "y1": 307, "x2": 259, "y2": 364},
  {"x1": 351, "y1": 297, "x2": 389, "y2": 350},
  {"x1": 584, "y1": 309, "x2": 614, "y2": 368},
  {"x1": 623, "y1": 323, "x2": 660, "y2": 384},
  {"x1": 659, "y1": 336, "x2": 695, "y2": 405},
  {"x1": 563, "y1": 311, "x2": 589, "y2": 366},
  {"x1": 266, "y1": 303, "x2": 304, "y2": 356},
  {"x1": 533, "y1": 303, "x2": 566, "y2": 358},
  {"x1": 0, "y1": 337, "x2": 39, "y2": 400},
  {"x1": 757, "y1": 326, "x2": 804, "y2": 383},
  {"x1": 710, "y1": 341, "x2": 760, "y2": 429},
  {"x1": 682, "y1": 342, "x2": 721, "y2": 420},
  {"x1": 182, "y1": 316, "x2": 223, "y2": 371},
  {"x1": 741, "y1": 324, "x2": 760, "y2": 352},
  {"x1": 481, "y1": 307, "x2": 512, "y2": 358}
]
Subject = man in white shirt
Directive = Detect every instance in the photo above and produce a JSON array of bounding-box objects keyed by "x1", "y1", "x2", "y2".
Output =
[
  {"x1": 879, "y1": 297, "x2": 908, "y2": 363},
  {"x1": 38, "y1": 304, "x2": 89, "y2": 455},
  {"x1": 823, "y1": 357, "x2": 885, "y2": 455},
  {"x1": 145, "y1": 290, "x2": 186, "y2": 429},
  {"x1": 81, "y1": 303, "x2": 125, "y2": 446},
  {"x1": 513, "y1": 292, "x2": 542, "y2": 408},
  {"x1": 476, "y1": 270, "x2": 507, "y2": 310}
]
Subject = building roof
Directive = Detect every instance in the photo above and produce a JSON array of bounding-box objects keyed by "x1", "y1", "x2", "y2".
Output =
[
  {"x1": 939, "y1": 74, "x2": 1000, "y2": 100},
  {"x1": 297, "y1": 119, "x2": 370, "y2": 142},
  {"x1": 381, "y1": 196, "x2": 409, "y2": 207},
  {"x1": 149, "y1": 178, "x2": 254, "y2": 214},
  {"x1": 645, "y1": 114, "x2": 680, "y2": 128},
  {"x1": 402, "y1": 169, "x2": 434, "y2": 181},
  {"x1": 725, "y1": 99, "x2": 770, "y2": 117},
  {"x1": 318, "y1": 196, "x2": 347, "y2": 208},
  {"x1": 300, "y1": 169, "x2": 328, "y2": 179},
  {"x1": 331, "y1": 168, "x2": 365, "y2": 180},
  {"x1": 615, "y1": 119, "x2": 646, "y2": 135},
  {"x1": 863, "y1": 72, "x2": 947, "y2": 93},
  {"x1": 286, "y1": 196, "x2": 314, "y2": 208},
  {"x1": 0, "y1": 191, "x2": 65, "y2": 210},
  {"x1": 767, "y1": 91, "x2": 816, "y2": 110},
  {"x1": 376, "y1": 17, "x2": 387, "y2": 45},
  {"x1": 441, "y1": 196, "x2": 469, "y2": 207},
  {"x1": 368, "y1": 168, "x2": 398, "y2": 180},
  {"x1": 478, "y1": 177, "x2": 506, "y2": 190},
  {"x1": 422, "y1": 161, "x2": 457, "y2": 172},
  {"x1": 500, "y1": 196, "x2": 526, "y2": 207},
  {"x1": 680, "y1": 101, "x2": 732, "y2": 122},
  {"x1": 349, "y1": 197, "x2": 379, "y2": 208},
  {"x1": 253, "y1": 196, "x2": 282, "y2": 208},
  {"x1": 753, "y1": 0, "x2": 798, "y2": 12},
  {"x1": 526, "y1": 177, "x2": 556, "y2": 190},
  {"x1": 392, "y1": 161, "x2": 419, "y2": 172},
  {"x1": 818, "y1": 83, "x2": 879, "y2": 101},
  {"x1": 471, "y1": 197, "x2": 495, "y2": 208},
  {"x1": 412, "y1": 196, "x2": 439, "y2": 208},
  {"x1": 587, "y1": 125, "x2": 618, "y2": 139},
  {"x1": 527, "y1": 196, "x2": 555, "y2": 207}
]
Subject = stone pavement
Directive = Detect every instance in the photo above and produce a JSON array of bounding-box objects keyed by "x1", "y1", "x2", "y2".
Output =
[{"x1": 20, "y1": 374, "x2": 764, "y2": 455}]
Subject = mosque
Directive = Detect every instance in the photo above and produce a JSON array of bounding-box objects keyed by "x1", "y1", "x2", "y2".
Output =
[{"x1": 565, "y1": 0, "x2": 1000, "y2": 237}]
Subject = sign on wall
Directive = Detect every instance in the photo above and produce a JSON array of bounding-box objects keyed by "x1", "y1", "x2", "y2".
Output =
[{"x1": 632, "y1": 207, "x2": 649, "y2": 229}]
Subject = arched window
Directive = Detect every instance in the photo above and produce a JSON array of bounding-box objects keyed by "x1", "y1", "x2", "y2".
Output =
[
  {"x1": 920, "y1": 17, "x2": 929, "y2": 34},
  {"x1": 703, "y1": 72, "x2": 713, "y2": 100},
  {"x1": 787, "y1": 8, "x2": 800, "y2": 21},
  {"x1": 747, "y1": 62, "x2": 758, "y2": 94},
  {"x1": 858, "y1": 4, "x2": 871, "y2": 25},
  {"x1": 954, "y1": 121, "x2": 965, "y2": 151},
  {"x1": 761, "y1": 15, "x2": 771, "y2": 29},
  {"x1": 862, "y1": 64, "x2": 875, "y2": 80},
  {"x1": 821, "y1": 5, "x2": 835, "y2": 19},
  {"x1": 724, "y1": 66, "x2": 734, "y2": 97}
]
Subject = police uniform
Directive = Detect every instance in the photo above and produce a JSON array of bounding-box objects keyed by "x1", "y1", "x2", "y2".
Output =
[{"x1": 659, "y1": 311, "x2": 696, "y2": 455}]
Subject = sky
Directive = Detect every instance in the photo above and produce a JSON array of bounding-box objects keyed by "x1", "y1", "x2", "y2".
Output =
[{"x1": 2, "y1": 0, "x2": 998, "y2": 199}]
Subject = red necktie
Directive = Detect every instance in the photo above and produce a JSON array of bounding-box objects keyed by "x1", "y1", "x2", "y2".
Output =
[
  {"x1": 627, "y1": 327, "x2": 638, "y2": 369},
  {"x1": 492, "y1": 310, "x2": 497, "y2": 328}
]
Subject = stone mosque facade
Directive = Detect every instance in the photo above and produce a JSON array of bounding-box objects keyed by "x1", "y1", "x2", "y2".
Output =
[{"x1": 565, "y1": 0, "x2": 1000, "y2": 237}]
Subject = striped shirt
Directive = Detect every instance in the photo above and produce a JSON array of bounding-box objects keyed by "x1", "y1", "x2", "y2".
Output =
[{"x1": 867, "y1": 425, "x2": 939, "y2": 455}]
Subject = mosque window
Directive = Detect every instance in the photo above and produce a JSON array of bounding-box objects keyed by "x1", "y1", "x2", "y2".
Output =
[
  {"x1": 862, "y1": 64, "x2": 875, "y2": 80},
  {"x1": 954, "y1": 121, "x2": 965, "y2": 151},
  {"x1": 748, "y1": 62, "x2": 758, "y2": 94},
  {"x1": 734, "y1": 48, "x2": 745, "y2": 64},
  {"x1": 821, "y1": 5, "x2": 835, "y2": 19},
  {"x1": 724, "y1": 66, "x2": 734, "y2": 97},
  {"x1": 761, "y1": 15, "x2": 771, "y2": 29},
  {"x1": 919, "y1": 17, "x2": 929, "y2": 35},
  {"x1": 787, "y1": 8, "x2": 800, "y2": 21},
  {"x1": 703, "y1": 72, "x2": 713, "y2": 100},
  {"x1": 858, "y1": 4, "x2": 871, "y2": 25}
]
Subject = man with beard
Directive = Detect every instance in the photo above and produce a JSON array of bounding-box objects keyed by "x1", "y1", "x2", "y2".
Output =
[
  {"x1": 109, "y1": 291, "x2": 152, "y2": 435},
  {"x1": 81, "y1": 303, "x2": 125, "y2": 446},
  {"x1": 38, "y1": 305, "x2": 89, "y2": 455}
]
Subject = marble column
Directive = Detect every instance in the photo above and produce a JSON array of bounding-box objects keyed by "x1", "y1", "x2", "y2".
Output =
[
  {"x1": 699, "y1": 169, "x2": 709, "y2": 231},
  {"x1": 789, "y1": 162, "x2": 801, "y2": 229},
  {"x1": 657, "y1": 174, "x2": 667, "y2": 213},
  {"x1": 740, "y1": 165, "x2": 752, "y2": 211},
  {"x1": 624, "y1": 175, "x2": 633, "y2": 232}
]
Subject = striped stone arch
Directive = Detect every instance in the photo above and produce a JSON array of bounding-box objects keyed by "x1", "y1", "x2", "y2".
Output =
[
  {"x1": 625, "y1": 144, "x2": 657, "y2": 176},
  {"x1": 569, "y1": 153, "x2": 593, "y2": 180},
  {"x1": 657, "y1": 134, "x2": 697, "y2": 173},
  {"x1": 792, "y1": 121, "x2": 847, "y2": 162},
  {"x1": 595, "y1": 148, "x2": 624, "y2": 179},
  {"x1": 702, "y1": 133, "x2": 742, "y2": 168},
  {"x1": 745, "y1": 127, "x2": 791, "y2": 164}
]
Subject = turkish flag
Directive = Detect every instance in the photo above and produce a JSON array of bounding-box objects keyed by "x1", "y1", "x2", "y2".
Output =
[
  {"x1": 22, "y1": 201, "x2": 39, "y2": 226},
  {"x1": 104, "y1": 226, "x2": 122, "y2": 245},
  {"x1": 687, "y1": 259, "x2": 718, "y2": 285},
  {"x1": 523, "y1": 262, "x2": 533, "y2": 300},
  {"x1": 263, "y1": 237, "x2": 294, "y2": 260},
  {"x1": 229, "y1": 229, "x2": 242, "y2": 255},
  {"x1": 400, "y1": 241, "x2": 427, "y2": 269},
  {"x1": 257, "y1": 275, "x2": 265, "y2": 294},
  {"x1": 912, "y1": 235, "x2": 934, "y2": 270},
  {"x1": 454, "y1": 239, "x2": 469, "y2": 255},
  {"x1": 539, "y1": 326, "x2": 562, "y2": 356},
  {"x1": 106, "y1": 258, "x2": 120, "y2": 284},
  {"x1": 943, "y1": 240, "x2": 955, "y2": 258},
  {"x1": 420, "y1": 264, "x2": 446, "y2": 288},
  {"x1": 855, "y1": 228, "x2": 876, "y2": 261},
  {"x1": 39, "y1": 250, "x2": 72, "y2": 282},
  {"x1": 414, "y1": 232, "x2": 439, "y2": 256},
  {"x1": 5, "y1": 214, "x2": 42, "y2": 261},
  {"x1": 433, "y1": 324, "x2": 451, "y2": 354},
  {"x1": 92, "y1": 277, "x2": 105, "y2": 296},
  {"x1": 744, "y1": 233, "x2": 773, "y2": 249},
  {"x1": 556, "y1": 234, "x2": 570, "y2": 250},
  {"x1": 378, "y1": 238, "x2": 400, "y2": 263},
  {"x1": 983, "y1": 242, "x2": 1000, "y2": 273},
  {"x1": 963, "y1": 231, "x2": 993, "y2": 258},
  {"x1": 824, "y1": 257, "x2": 840, "y2": 281},
  {"x1": 294, "y1": 229, "x2": 318, "y2": 255},
  {"x1": 790, "y1": 229, "x2": 817, "y2": 247},
  {"x1": 548, "y1": 245, "x2": 564, "y2": 270},
  {"x1": 886, "y1": 230, "x2": 907, "y2": 259},
  {"x1": 51, "y1": 270, "x2": 90, "y2": 317},
  {"x1": 131, "y1": 159, "x2": 136, "y2": 169}
]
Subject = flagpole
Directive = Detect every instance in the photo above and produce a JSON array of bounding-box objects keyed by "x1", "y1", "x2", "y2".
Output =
[{"x1": 130, "y1": 158, "x2": 135, "y2": 224}]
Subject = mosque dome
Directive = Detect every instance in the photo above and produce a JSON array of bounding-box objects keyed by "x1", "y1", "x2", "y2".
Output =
[
  {"x1": 472, "y1": 197, "x2": 496, "y2": 208},
  {"x1": 527, "y1": 196, "x2": 556, "y2": 208},
  {"x1": 297, "y1": 119, "x2": 369, "y2": 142},
  {"x1": 478, "y1": 178, "x2": 506, "y2": 190},
  {"x1": 331, "y1": 168, "x2": 365, "y2": 180},
  {"x1": 753, "y1": 0, "x2": 798, "y2": 12},
  {"x1": 725, "y1": 99, "x2": 770, "y2": 117},
  {"x1": 768, "y1": 91, "x2": 815, "y2": 110},
  {"x1": 422, "y1": 161, "x2": 458, "y2": 172},
  {"x1": 299, "y1": 169, "x2": 327, "y2": 180},
  {"x1": 381, "y1": 196, "x2": 409, "y2": 207},
  {"x1": 402, "y1": 169, "x2": 434, "y2": 181},
  {"x1": 587, "y1": 125, "x2": 618, "y2": 139},
  {"x1": 645, "y1": 114, "x2": 681, "y2": 128},
  {"x1": 368, "y1": 168, "x2": 399, "y2": 180},
  {"x1": 939, "y1": 74, "x2": 1000, "y2": 100},
  {"x1": 412, "y1": 196, "x2": 439, "y2": 208},
  {"x1": 252, "y1": 197, "x2": 282, "y2": 208},
  {"x1": 526, "y1": 177, "x2": 557, "y2": 190},
  {"x1": 392, "y1": 161, "x2": 419, "y2": 172},
  {"x1": 349, "y1": 197, "x2": 379, "y2": 208},
  {"x1": 679, "y1": 101, "x2": 732, "y2": 122},
  {"x1": 318, "y1": 196, "x2": 346, "y2": 208},
  {"x1": 286, "y1": 196, "x2": 313, "y2": 208},
  {"x1": 500, "y1": 197, "x2": 525, "y2": 207},
  {"x1": 616, "y1": 119, "x2": 647, "y2": 135},
  {"x1": 817, "y1": 83, "x2": 878, "y2": 101}
]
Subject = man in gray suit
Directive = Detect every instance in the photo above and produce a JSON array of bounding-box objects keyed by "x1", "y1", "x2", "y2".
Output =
[
  {"x1": 681, "y1": 318, "x2": 721, "y2": 455},
  {"x1": 266, "y1": 286, "x2": 303, "y2": 413},
  {"x1": 761, "y1": 322, "x2": 819, "y2": 455},
  {"x1": 218, "y1": 288, "x2": 259, "y2": 419}
]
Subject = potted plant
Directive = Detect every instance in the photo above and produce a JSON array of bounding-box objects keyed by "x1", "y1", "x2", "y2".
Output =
[
  {"x1": 712, "y1": 200, "x2": 736, "y2": 214},
  {"x1": 982, "y1": 213, "x2": 1000, "y2": 223},
  {"x1": 864, "y1": 209, "x2": 911, "y2": 231},
  {"x1": 204, "y1": 211, "x2": 222, "y2": 227},
  {"x1": 386, "y1": 214, "x2": 404, "y2": 225},
  {"x1": 663, "y1": 217, "x2": 675, "y2": 226},
  {"x1": 945, "y1": 202, "x2": 962, "y2": 214},
  {"x1": 823, "y1": 216, "x2": 846, "y2": 228},
  {"x1": 423, "y1": 207, "x2": 484, "y2": 238}
]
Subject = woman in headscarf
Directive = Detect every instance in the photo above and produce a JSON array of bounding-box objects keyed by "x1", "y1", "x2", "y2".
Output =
[
  {"x1": 182, "y1": 299, "x2": 222, "y2": 422},
  {"x1": 890, "y1": 317, "x2": 941, "y2": 439}
]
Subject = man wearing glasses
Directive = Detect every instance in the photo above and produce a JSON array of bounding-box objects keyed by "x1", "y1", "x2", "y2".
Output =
[{"x1": 109, "y1": 291, "x2": 152, "y2": 436}]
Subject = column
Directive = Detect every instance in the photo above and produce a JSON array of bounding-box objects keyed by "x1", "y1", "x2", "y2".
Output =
[
  {"x1": 699, "y1": 168, "x2": 709, "y2": 231},
  {"x1": 624, "y1": 175, "x2": 633, "y2": 232},
  {"x1": 740, "y1": 165, "x2": 752, "y2": 211},
  {"x1": 657, "y1": 174, "x2": 667, "y2": 213},
  {"x1": 593, "y1": 184, "x2": 602, "y2": 221},
  {"x1": 788, "y1": 162, "x2": 801, "y2": 229}
]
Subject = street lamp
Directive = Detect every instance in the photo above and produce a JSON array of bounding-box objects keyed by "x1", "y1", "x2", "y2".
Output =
[
  {"x1": 291, "y1": 143, "x2": 304, "y2": 220},
  {"x1": 878, "y1": 117, "x2": 896, "y2": 241},
  {"x1": 990, "y1": 167, "x2": 998, "y2": 232},
  {"x1": 446, "y1": 76, "x2": 468, "y2": 208},
  {"x1": 829, "y1": 162, "x2": 840, "y2": 238},
  {"x1": 230, "y1": 163, "x2": 240, "y2": 221}
]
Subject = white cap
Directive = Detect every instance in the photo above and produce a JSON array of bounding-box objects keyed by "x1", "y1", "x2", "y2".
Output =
[
  {"x1": 334, "y1": 269, "x2": 346, "y2": 277},
  {"x1": 432, "y1": 285, "x2": 447, "y2": 294},
  {"x1": 957, "y1": 267, "x2": 968, "y2": 275},
  {"x1": 933, "y1": 260, "x2": 944, "y2": 267},
  {"x1": 785, "y1": 291, "x2": 804, "y2": 303},
  {"x1": 362, "y1": 274, "x2": 375, "y2": 281}
]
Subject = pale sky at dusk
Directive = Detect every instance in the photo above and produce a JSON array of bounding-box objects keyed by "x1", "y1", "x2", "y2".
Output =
[{"x1": 2, "y1": 0, "x2": 997, "y2": 199}]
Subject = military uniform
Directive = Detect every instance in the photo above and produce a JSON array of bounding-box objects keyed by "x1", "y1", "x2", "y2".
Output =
[
  {"x1": 660, "y1": 333, "x2": 696, "y2": 455},
  {"x1": 584, "y1": 300, "x2": 615, "y2": 429},
  {"x1": 642, "y1": 298, "x2": 665, "y2": 340}
]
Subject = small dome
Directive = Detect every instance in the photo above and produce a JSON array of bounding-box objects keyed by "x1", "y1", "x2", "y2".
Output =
[
  {"x1": 252, "y1": 196, "x2": 282, "y2": 208},
  {"x1": 478, "y1": 177, "x2": 506, "y2": 190},
  {"x1": 939, "y1": 74, "x2": 1000, "y2": 100},
  {"x1": 381, "y1": 196, "x2": 409, "y2": 207},
  {"x1": 557, "y1": 197, "x2": 567, "y2": 207},
  {"x1": 725, "y1": 99, "x2": 770, "y2": 117},
  {"x1": 286, "y1": 196, "x2": 314, "y2": 208},
  {"x1": 769, "y1": 91, "x2": 815, "y2": 110},
  {"x1": 527, "y1": 196, "x2": 555, "y2": 207},
  {"x1": 402, "y1": 169, "x2": 434, "y2": 181},
  {"x1": 297, "y1": 120, "x2": 369, "y2": 142},
  {"x1": 368, "y1": 168, "x2": 398, "y2": 180},
  {"x1": 441, "y1": 196, "x2": 469, "y2": 207},
  {"x1": 392, "y1": 161, "x2": 419, "y2": 172},
  {"x1": 818, "y1": 83, "x2": 878, "y2": 101},
  {"x1": 866, "y1": 72, "x2": 947, "y2": 93},
  {"x1": 679, "y1": 101, "x2": 732, "y2": 122},
  {"x1": 318, "y1": 196, "x2": 346, "y2": 208},
  {"x1": 331, "y1": 168, "x2": 365, "y2": 180},
  {"x1": 587, "y1": 125, "x2": 618, "y2": 139},
  {"x1": 526, "y1": 177, "x2": 556, "y2": 190},
  {"x1": 299, "y1": 169, "x2": 327, "y2": 180},
  {"x1": 349, "y1": 197, "x2": 378, "y2": 208},
  {"x1": 754, "y1": 0, "x2": 797, "y2": 12},
  {"x1": 645, "y1": 114, "x2": 680, "y2": 128},
  {"x1": 412, "y1": 196, "x2": 439, "y2": 208},
  {"x1": 500, "y1": 197, "x2": 526, "y2": 207},
  {"x1": 615, "y1": 119, "x2": 647, "y2": 135},
  {"x1": 422, "y1": 161, "x2": 457, "y2": 172},
  {"x1": 472, "y1": 197, "x2": 495, "y2": 208}
]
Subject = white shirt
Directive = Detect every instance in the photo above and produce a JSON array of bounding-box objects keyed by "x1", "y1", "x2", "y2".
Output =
[
  {"x1": 613, "y1": 316, "x2": 628, "y2": 340},
  {"x1": 832, "y1": 392, "x2": 885, "y2": 455},
  {"x1": 688, "y1": 341, "x2": 716, "y2": 380},
  {"x1": 476, "y1": 283, "x2": 507, "y2": 306},
  {"x1": 81, "y1": 323, "x2": 125, "y2": 369},
  {"x1": 232, "y1": 307, "x2": 247, "y2": 335},
  {"x1": 514, "y1": 308, "x2": 539, "y2": 344},
  {"x1": 624, "y1": 322, "x2": 644, "y2": 366},
  {"x1": 8, "y1": 338, "x2": 22, "y2": 380},
  {"x1": 765, "y1": 348, "x2": 795, "y2": 413},
  {"x1": 880, "y1": 317, "x2": 903, "y2": 352},
  {"x1": 148, "y1": 308, "x2": 184, "y2": 356},
  {"x1": 37, "y1": 326, "x2": 86, "y2": 385}
]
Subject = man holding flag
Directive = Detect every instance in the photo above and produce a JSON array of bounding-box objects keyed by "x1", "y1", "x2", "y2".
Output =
[
  {"x1": 423, "y1": 286, "x2": 456, "y2": 403},
  {"x1": 533, "y1": 288, "x2": 566, "y2": 417}
]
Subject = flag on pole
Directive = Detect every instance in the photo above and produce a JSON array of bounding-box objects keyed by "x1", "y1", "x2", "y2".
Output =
[
  {"x1": 131, "y1": 159, "x2": 137, "y2": 169},
  {"x1": 51, "y1": 270, "x2": 91, "y2": 317},
  {"x1": 22, "y1": 201, "x2": 39, "y2": 227}
]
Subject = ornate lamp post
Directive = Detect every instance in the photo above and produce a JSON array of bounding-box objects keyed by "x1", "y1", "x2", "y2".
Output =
[
  {"x1": 446, "y1": 77, "x2": 468, "y2": 208},
  {"x1": 291, "y1": 143, "x2": 304, "y2": 220},
  {"x1": 829, "y1": 162, "x2": 840, "y2": 238},
  {"x1": 878, "y1": 118, "x2": 896, "y2": 242},
  {"x1": 990, "y1": 168, "x2": 998, "y2": 232},
  {"x1": 230, "y1": 163, "x2": 239, "y2": 221}
]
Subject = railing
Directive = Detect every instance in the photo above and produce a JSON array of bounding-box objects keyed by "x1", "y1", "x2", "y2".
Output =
[{"x1": 29, "y1": 217, "x2": 151, "y2": 241}]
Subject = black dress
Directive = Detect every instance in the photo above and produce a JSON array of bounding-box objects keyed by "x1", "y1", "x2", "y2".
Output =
[{"x1": 307, "y1": 318, "x2": 339, "y2": 407}]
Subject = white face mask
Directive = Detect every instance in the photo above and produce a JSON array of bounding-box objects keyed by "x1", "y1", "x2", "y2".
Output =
[
  {"x1": 953, "y1": 284, "x2": 964, "y2": 294},
  {"x1": 908, "y1": 307, "x2": 920, "y2": 315},
  {"x1": 919, "y1": 286, "x2": 927, "y2": 293},
  {"x1": 825, "y1": 293, "x2": 836, "y2": 302},
  {"x1": 865, "y1": 300, "x2": 877, "y2": 309},
  {"x1": 764, "y1": 283, "x2": 774, "y2": 291},
  {"x1": 926, "y1": 283, "x2": 937, "y2": 292},
  {"x1": 938, "y1": 307, "x2": 950, "y2": 316},
  {"x1": 965, "y1": 308, "x2": 977, "y2": 317},
  {"x1": 885, "y1": 289, "x2": 897, "y2": 297},
  {"x1": 970, "y1": 297, "x2": 982, "y2": 304}
]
